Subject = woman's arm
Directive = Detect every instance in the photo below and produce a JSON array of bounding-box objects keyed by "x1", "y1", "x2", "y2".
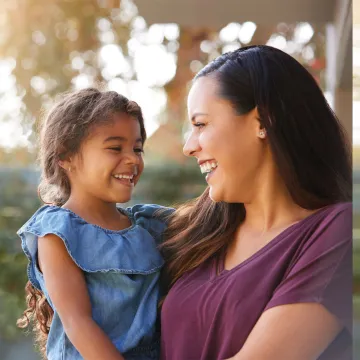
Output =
[
  {"x1": 38, "y1": 234, "x2": 124, "y2": 360},
  {"x1": 227, "y1": 302, "x2": 342, "y2": 360}
]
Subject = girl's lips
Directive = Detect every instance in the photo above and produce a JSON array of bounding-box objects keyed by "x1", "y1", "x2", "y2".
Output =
[{"x1": 113, "y1": 177, "x2": 134, "y2": 187}]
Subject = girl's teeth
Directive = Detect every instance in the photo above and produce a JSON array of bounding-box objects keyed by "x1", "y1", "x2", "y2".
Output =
[{"x1": 114, "y1": 174, "x2": 133, "y2": 179}]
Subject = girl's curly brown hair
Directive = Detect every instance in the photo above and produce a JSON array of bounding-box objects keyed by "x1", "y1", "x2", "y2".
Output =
[{"x1": 17, "y1": 87, "x2": 146, "y2": 358}]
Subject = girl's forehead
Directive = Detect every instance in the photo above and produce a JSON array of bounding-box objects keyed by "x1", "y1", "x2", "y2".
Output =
[{"x1": 86, "y1": 115, "x2": 142, "y2": 141}]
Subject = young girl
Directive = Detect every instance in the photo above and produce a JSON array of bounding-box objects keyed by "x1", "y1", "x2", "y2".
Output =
[{"x1": 17, "y1": 88, "x2": 171, "y2": 360}]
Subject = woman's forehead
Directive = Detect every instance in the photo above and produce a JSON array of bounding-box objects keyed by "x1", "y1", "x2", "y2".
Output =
[{"x1": 188, "y1": 77, "x2": 219, "y2": 109}]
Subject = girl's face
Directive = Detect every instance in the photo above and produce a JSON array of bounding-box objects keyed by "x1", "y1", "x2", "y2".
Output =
[
  {"x1": 64, "y1": 113, "x2": 144, "y2": 204},
  {"x1": 184, "y1": 76, "x2": 268, "y2": 203}
]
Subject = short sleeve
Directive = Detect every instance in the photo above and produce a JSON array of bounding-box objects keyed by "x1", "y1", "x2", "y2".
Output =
[
  {"x1": 18, "y1": 205, "x2": 166, "y2": 287},
  {"x1": 126, "y1": 204, "x2": 175, "y2": 245},
  {"x1": 264, "y1": 203, "x2": 352, "y2": 333}
]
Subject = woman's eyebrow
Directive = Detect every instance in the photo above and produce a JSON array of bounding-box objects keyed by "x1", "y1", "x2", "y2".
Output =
[{"x1": 191, "y1": 113, "x2": 209, "y2": 122}]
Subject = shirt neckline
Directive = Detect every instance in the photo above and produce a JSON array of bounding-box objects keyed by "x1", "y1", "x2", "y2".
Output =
[{"x1": 213, "y1": 203, "x2": 338, "y2": 279}]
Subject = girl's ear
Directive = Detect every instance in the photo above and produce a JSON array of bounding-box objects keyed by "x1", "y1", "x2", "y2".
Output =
[{"x1": 58, "y1": 157, "x2": 72, "y2": 172}]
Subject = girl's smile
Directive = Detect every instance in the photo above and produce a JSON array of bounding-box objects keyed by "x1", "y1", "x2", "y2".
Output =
[{"x1": 62, "y1": 112, "x2": 144, "y2": 205}]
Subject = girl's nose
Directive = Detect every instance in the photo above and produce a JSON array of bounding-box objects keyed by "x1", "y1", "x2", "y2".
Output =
[{"x1": 125, "y1": 151, "x2": 141, "y2": 165}]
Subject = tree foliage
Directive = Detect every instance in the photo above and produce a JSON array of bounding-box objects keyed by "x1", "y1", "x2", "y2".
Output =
[{"x1": 0, "y1": 168, "x2": 40, "y2": 338}]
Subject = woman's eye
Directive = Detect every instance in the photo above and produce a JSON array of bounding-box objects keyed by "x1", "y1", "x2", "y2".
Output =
[
  {"x1": 194, "y1": 122, "x2": 205, "y2": 129},
  {"x1": 134, "y1": 148, "x2": 144, "y2": 155}
]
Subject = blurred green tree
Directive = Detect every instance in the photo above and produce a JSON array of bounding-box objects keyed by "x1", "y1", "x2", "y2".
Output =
[{"x1": 0, "y1": 169, "x2": 40, "y2": 338}]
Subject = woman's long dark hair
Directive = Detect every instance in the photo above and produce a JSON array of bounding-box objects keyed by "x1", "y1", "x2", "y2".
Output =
[{"x1": 161, "y1": 45, "x2": 351, "y2": 288}]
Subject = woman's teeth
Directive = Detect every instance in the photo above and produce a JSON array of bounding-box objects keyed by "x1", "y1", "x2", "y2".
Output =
[
  {"x1": 200, "y1": 161, "x2": 218, "y2": 174},
  {"x1": 113, "y1": 174, "x2": 134, "y2": 182}
]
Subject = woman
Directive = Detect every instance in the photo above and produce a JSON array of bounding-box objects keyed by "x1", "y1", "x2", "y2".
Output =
[{"x1": 160, "y1": 45, "x2": 352, "y2": 360}]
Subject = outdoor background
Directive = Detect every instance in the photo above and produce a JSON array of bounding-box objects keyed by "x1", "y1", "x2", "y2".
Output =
[{"x1": 0, "y1": 0, "x2": 354, "y2": 358}]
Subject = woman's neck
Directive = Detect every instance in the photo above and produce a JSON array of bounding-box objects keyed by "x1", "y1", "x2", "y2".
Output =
[{"x1": 242, "y1": 167, "x2": 316, "y2": 233}]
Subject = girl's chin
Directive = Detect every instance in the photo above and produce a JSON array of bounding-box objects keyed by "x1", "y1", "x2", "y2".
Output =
[{"x1": 113, "y1": 193, "x2": 132, "y2": 204}]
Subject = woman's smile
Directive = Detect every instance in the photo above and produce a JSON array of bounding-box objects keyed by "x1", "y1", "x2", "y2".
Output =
[{"x1": 199, "y1": 160, "x2": 218, "y2": 182}]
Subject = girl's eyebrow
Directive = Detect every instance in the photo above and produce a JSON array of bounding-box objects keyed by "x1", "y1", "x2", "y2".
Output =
[
  {"x1": 103, "y1": 136, "x2": 142, "y2": 143},
  {"x1": 191, "y1": 113, "x2": 209, "y2": 122}
]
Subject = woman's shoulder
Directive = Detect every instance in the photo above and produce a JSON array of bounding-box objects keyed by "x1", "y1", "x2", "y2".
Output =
[
  {"x1": 295, "y1": 202, "x2": 352, "y2": 257},
  {"x1": 313, "y1": 202, "x2": 351, "y2": 237},
  {"x1": 324, "y1": 201, "x2": 351, "y2": 216}
]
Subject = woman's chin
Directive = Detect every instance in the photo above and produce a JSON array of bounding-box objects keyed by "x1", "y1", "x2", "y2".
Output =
[
  {"x1": 209, "y1": 187, "x2": 242, "y2": 204},
  {"x1": 208, "y1": 187, "x2": 222, "y2": 203}
]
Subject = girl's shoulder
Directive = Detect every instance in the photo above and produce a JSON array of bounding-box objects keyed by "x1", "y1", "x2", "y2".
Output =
[
  {"x1": 125, "y1": 203, "x2": 175, "y2": 244},
  {"x1": 18, "y1": 205, "x2": 85, "y2": 236},
  {"x1": 126, "y1": 203, "x2": 174, "y2": 223},
  {"x1": 18, "y1": 204, "x2": 170, "y2": 289}
]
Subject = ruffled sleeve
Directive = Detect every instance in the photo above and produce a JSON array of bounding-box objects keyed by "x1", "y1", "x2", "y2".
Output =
[
  {"x1": 126, "y1": 204, "x2": 175, "y2": 245},
  {"x1": 18, "y1": 205, "x2": 171, "y2": 291}
]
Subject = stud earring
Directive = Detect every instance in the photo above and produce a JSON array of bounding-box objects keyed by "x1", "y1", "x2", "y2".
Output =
[{"x1": 259, "y1": 129, "x2": 266, "y2": 138}]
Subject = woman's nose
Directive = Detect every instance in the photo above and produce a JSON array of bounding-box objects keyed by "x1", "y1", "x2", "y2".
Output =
[{"x1": 183, "y1": 132, "x2": 200, "y2": 157}]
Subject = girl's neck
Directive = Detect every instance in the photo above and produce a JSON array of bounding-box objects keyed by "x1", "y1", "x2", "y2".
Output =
[{"x1": 62, "y1": 195, "x2": 131, "y2": 231}]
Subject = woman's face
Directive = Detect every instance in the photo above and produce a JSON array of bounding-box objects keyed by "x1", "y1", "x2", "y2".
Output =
[{"x1": 184, "y1": 76, "x2": 268, "y2": 203}]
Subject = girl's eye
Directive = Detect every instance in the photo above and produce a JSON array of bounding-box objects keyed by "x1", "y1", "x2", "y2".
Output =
[
  {"x1": 107, "y1": 147, "x2": 143, "y2": 155},
  {"x1": 134, "y1": 148, "x2": 144, "y2": 155},
  {"x1": 194, "y1": 122, "x2": 205, "y2": 129}
]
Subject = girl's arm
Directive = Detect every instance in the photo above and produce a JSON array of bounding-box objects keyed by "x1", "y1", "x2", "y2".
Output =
[
  {"x1": 225, "y1": 302, "x2": 342, "y2": 360},
  {"x1": 38, "y1": 234, "x2": 124, "y2": 360}
]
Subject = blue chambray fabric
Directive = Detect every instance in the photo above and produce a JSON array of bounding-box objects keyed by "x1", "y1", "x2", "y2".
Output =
[{"x1": 17, "y1": 204, "x2": 173, "y2": 360}]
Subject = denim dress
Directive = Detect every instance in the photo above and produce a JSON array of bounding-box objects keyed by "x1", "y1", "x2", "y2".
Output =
[{"x1": 18, "y1": 204, "x2": 173, "y2": 360}]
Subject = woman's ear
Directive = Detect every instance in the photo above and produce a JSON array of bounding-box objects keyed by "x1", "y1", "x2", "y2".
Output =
[{"x1": 253, "y1": 107, "x2": 266, "y2": 139}]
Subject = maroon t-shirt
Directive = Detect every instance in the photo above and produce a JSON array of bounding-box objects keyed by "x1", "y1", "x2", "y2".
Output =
[{"x1": 161, "y1": 203, "x2": 352, "y2": 360}]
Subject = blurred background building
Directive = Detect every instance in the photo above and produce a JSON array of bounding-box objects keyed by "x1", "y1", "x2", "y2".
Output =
[{"x1": 0, "y1": 0, "x2": 353, "y2": 358}]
